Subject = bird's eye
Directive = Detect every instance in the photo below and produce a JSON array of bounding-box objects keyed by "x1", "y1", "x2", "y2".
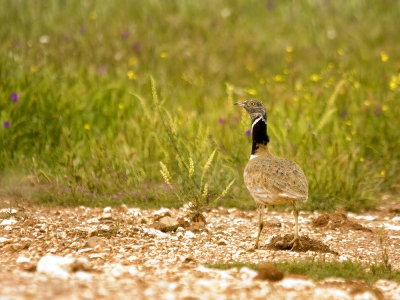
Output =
[{"x1": 250, "y1": 101, "x2": 255, "y2": 106}]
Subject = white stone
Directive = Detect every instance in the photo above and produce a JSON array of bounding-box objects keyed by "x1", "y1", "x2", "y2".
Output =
[
  {"x1": 0, "y1": 237, "x2": 12, "y2": 244},
  {"x1": 383, "y1": 223, "x2": 400, "y2": 231},
  {"x1": 87, "y1": 218, "x2": 100, "y2": 224},
  {"x1": 103, "y1": 206, "x2": 112, "y2": 213},
  {"x1": 37, "y1": 255, "x2": 89, "y2": 279},
  {"x1": 100, "y1": 224, "x2": 110, "y2": 231},
  {"x1": 152, "y1": 208, "x2": 171, "y2": 218},
  {"x1": 128, "y1": 209, "x2": 142, "y2": 217},
  {"x1": 184, "y1": 231, "x2": 196, "y2": 239},
  {"x1": 278, "y1": 277, "x2": 315, "y2": 290},
  {"x1": 314, "y1": 288, "x2": 351, "y2": 300},
  {"x1": 239, "y1": 267, "x2": 257, "y2": 280},
  {"x1": 0, "y1": 208, "x2": 17, "y2": 214},
  {"x1": 392, "y1": 216, "x2": 400, "y2": 223},
  {"x1": 74, "y1": 271, "x2": 92, "y2": 284},
  {"x1": 128, "y1": 266, "x2": 139, "y2": 276},
  {"x1": 111, "y1": 264, "x2": 126, "y2": 278},
  {"x1": 176, "y1": 226, "x2": 185, "y2": 233},
  {"x1": 142, "y1": 228, "x2": 168, "y2": 239},
  {"x1": 0, "y1": 219, "x2": 17, "y2": 226},
  {"x1": 16, "y1": 256, "x2": 30, "y2": 263},
  {"x1": 127, "y1": 255, "x2": 138, "y2": 262},
  {"x1": 354, "y1": 215, "x2": 375, "y2": 221}
]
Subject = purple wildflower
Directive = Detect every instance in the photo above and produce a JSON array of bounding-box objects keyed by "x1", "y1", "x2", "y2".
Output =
[
  {"x1": 11, "y1": 93, "x2": 18, "y2": 103},
  {"x1": 80, "y1": 26, "x2": 86, "y2": 34},
  {"x1": 121, "y1": 31, "x2": 129, "y2": 39},
  {"x1": 4, "y1": 121, "x2": 10, "y2": 129},
  {"x1": 99, "y1": 66, "x2": 107, "y2": 74},
  {"x1": 266, "y1": 0, "x2": 276, "y2": 10},
  {"x1": 132, "y1": 42, "x2": 141, "y2": 51},
  {"x1": 341, "y1": 110, "x2": 348, "y2": 118},
  {"x1": 218, "y1": 117, "x2": 226, "y2": 124},
  {"x1": 245, "y1": 129, "x2": 251, "y2": 137}
]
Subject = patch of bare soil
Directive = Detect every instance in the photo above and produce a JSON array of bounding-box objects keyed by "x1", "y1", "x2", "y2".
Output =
[
  {"x1": 267, "y1": 234, "x2": 338, "y2": 254},
  {"x1": 1, "y1": 199, "x2": 400, "y2": 299},
  {"x1": 311, "y1": 208, "x2": 372, "y2": 232}
]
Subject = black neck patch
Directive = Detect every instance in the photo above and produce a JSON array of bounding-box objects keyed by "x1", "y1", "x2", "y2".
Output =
[{"x1": 251, "y1": 115, "x2": 269, "y2": 155}]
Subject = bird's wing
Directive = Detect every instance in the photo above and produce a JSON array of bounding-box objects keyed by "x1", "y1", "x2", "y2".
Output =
[{"x1": 270, "y1": 159, "x2": 308, "y2": 201}]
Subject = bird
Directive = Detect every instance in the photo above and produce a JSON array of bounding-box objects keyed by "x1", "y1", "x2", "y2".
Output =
[{"x1": 235, "y1": 99, "x2": 308, "y2": 250}]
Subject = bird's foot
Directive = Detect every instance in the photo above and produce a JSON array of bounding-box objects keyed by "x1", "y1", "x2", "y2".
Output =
[
  {"x1": 247, "y1": 243, "x2": 259, "y2": 252},
  {"x1": 288, "y1": 236, "x2": 302, "y2": 251}
]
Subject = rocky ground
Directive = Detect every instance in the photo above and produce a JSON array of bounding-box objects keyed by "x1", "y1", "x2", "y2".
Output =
[{"x1": 1, "y1": 200, "x2": 400, "y2": 300}]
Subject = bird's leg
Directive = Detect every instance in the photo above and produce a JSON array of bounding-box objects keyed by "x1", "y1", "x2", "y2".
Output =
[
  {"x1": 289, "y1": 203, "x2": 302, "y2": 250},
  {"x1": 250, "y1": 205, "x2": 265, "y2": 251}
]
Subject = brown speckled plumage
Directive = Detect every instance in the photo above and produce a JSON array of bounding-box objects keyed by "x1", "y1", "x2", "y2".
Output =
[
  {"x1": 244, "y1": 145, "x2": 308, "y2": 206},
  {"x1": 235, "y1": 99, "x2": 308, "y2": 250}
]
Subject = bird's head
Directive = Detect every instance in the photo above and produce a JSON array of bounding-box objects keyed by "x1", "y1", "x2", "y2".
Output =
[{"x1": 234, "y1": 99, "x2": 267, "y2": 124}]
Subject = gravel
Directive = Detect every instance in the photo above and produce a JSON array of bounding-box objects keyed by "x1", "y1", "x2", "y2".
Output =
[{"x1": 1, "y1": 203, "x2": 400, "y2": 299}]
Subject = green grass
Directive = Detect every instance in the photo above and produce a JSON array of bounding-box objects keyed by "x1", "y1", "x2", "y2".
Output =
[
  {"x1": 206, "y1": 260, "x2": 400, "y2": 283},
  {"x1": 1, "y1": 0, "x2": 400, "y2": 211}
]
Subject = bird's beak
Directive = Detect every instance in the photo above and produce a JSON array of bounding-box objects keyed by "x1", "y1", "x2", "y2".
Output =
[{"x1": 234, "y1": 101, "x2": 245, "y2": 107}]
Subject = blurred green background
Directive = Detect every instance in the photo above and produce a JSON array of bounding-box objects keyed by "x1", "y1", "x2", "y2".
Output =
[{"x1": 1, "y1": 0, "x2": 399, "y2": 211}]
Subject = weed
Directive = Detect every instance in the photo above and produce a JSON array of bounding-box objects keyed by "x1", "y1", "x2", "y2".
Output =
[
  {"x1": 144, "y1": 78, "x2": 235, "y2": 222},
  {"x1": 375, "y1": 225, "x2": 392, "y2": 271}
]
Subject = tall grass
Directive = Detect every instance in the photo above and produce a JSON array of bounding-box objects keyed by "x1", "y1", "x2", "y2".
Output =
[{"x1": 1, "y1": 0, "x2": 399, "y2": 211}]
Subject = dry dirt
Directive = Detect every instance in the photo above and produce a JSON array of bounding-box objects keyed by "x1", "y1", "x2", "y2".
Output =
[{"x1": 1, "y1": 200, "x2": 400, "y2": 300}]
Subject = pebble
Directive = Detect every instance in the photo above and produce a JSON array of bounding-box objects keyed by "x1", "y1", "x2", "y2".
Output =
[
  {"x1": 1, "y1": 219, "x2": 17, "y2": 226},
  {"x1": 218, "y1": 238, "x2": 228, "y2": 245},
  {"x1": 36, "y1": 255, "x2": 90, "y2": 279},
  {"x1": 85, "y1": 237, "x2": 106, "y2": 248},
  {"x1": 184, "y1": 231, "x2": 196, "y2": 239},
  {"x1": 156, "y1": 216, "x2": 179, "y2": 232}
]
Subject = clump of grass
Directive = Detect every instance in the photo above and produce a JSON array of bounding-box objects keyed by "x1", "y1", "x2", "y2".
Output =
[
  {"x1": 376, "y1": 225, "x2": 392, "y2": 271},
  {"x1": 143, "y1": 78, "x2": 235, "y2": 221},
  {"x1": 206, "y1": 260, "x2": 400, "y2": 283}
]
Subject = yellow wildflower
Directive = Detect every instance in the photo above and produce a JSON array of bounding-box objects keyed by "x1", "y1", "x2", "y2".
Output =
[
  {"x1": 273, "y1": 75, "x2": 284, "y2": 82},
  {"x1": 310, "y1": 74, "x2": 322, "y2": 82},
  {"x1": 380, "y1": 51, "x2": 388, "y2": 62},
  {"x1": 89, "y1": 11, "x2": 97, "y2": 20},
  {"x1": 128, "y1": 57, "x2": 137, "y2": 66},
  {"x1": 286, "y1": 46, "x2": 293, "y2": 53},
  {"x1": 245, "y1": 88, "x2": 257, "y2": 95},
  {"x1": 127, "y1": 70, "x2": 137, "y2": 80}
]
